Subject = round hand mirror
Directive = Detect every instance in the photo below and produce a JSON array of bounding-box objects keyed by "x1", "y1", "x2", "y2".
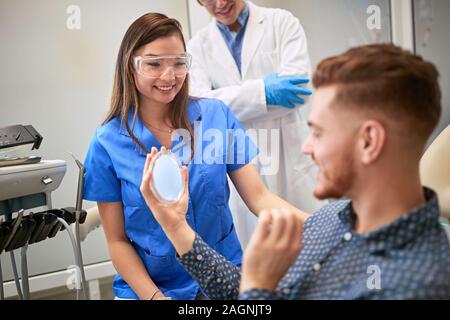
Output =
[{"x1": 150, "y1": 150, "x2": 184, "y2": 205}]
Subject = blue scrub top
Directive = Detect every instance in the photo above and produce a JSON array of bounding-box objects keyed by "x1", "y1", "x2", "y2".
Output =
[{"x1": 83, "y1": 98, "x2": 258, "y2": 300}]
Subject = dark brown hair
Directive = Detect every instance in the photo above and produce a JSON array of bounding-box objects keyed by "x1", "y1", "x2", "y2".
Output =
[
  {"x1": 313, "y1": 44, "x2": 441, "y2": 144},
  {"x1": 103, "y1": 13, "x2": 194, "y2": 155}
]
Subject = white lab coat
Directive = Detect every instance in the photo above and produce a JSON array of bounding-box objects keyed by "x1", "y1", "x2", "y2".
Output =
[{"x1": 188, "y1": 2, "x2": 324, "y2": 247}]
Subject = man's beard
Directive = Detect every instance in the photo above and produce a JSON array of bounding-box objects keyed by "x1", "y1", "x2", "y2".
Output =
[{"x1": 313, "y1": 153, "x2": 356, "y2": 200}]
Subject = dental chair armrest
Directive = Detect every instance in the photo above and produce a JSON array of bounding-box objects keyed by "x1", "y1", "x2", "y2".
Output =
[{"x1": 420, "y1": 125, "x2": 450, "y2": 219}]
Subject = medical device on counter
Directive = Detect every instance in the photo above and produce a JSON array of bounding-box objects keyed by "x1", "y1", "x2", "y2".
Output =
[{"x1": 0, "y1": 125, "x2": 87, "y2": 300}]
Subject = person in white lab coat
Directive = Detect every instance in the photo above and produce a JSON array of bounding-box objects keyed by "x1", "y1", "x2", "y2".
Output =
[{"x1": 188, "y1": 0, "x2": 324, "y2": 246}]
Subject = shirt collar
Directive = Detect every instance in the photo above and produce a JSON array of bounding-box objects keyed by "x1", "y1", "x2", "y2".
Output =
[
  {"x1": 338, "y1": 187, "x2": 440, "y2": 254},
  {"x1": 216, "y1": 2, "x2": 250, "y2": 33}
]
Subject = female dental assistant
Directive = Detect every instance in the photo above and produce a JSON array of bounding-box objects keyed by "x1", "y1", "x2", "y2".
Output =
[{"x1": 83, "y1": 13, "x2": 308, "y2": 300}]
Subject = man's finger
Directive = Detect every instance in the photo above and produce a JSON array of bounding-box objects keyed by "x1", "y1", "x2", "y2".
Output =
[
  {"x1": 181, "y1": 166, "x2": 189, "y2": 196},
  {"x1": 182, "y1": 166, "x2": 189, "y2": 184},
  {"x1": 143, "y1": 153, "x2": 151, "y2": 176},
  {"x1": 267, "y1": 209, "x2": 287, "y2": 243},
  {"x1": 144, "y1": 147, "x2": 158, "y2": 175},
  {"x1": 283, "y1": 209, "x2": 302, "y2": 249},
  {"x1": 253, "y1": 210, "x2": 272, "y2": 242}
]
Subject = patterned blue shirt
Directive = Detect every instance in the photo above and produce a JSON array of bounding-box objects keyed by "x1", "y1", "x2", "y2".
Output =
[
  {"x1": 216, "y1": 2, "x2": 249, "y2": 74},
  {"x1": 178, "y1": 188, "x2": 450, "y2": 299}
]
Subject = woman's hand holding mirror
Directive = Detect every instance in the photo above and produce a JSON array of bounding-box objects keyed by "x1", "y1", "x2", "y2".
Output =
[{"x1": 140, "y1": 146, "x2": 189, "y2": 235}]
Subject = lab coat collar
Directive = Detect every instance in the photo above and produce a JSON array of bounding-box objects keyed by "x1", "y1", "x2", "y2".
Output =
[
  {"x1": 209, "y1": 24, "x2": 241, "y2": 82},
  {"x1": 240, "y1": 1, "x2": 266, "y2": 78}
]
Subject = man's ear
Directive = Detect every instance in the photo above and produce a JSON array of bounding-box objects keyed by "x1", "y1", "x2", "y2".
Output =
[{"x1": 358, "y1": 120, "x2": 386, "y2": 165}]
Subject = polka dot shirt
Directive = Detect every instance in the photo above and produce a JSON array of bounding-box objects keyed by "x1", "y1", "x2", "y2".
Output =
[{"x1": 177, "y1": 188, "x2": 450, "y2": 299}]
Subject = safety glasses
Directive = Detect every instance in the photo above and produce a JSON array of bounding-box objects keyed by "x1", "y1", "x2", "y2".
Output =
[{"x1": 132, "y1": 53, "x2": 192, "y2": 78}]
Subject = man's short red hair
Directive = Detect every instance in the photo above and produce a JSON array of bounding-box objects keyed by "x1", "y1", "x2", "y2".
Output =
[{"x1": 313, "y1": 44, "x2": 441, "y2": 144}]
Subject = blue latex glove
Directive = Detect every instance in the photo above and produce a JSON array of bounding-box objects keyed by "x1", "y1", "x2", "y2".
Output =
[{"x1": 264, "y1": 73, "x2": 312, "y2": 109}]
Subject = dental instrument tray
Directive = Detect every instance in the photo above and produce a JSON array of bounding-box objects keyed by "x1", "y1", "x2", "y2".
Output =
[{"x1": 0, "y1": 125, "x2": 43, "y2": 152}]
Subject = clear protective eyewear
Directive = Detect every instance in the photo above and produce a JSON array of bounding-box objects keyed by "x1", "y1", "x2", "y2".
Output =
[{"x1": 132, "y1": 53, "x2": 192, "y2": 78}]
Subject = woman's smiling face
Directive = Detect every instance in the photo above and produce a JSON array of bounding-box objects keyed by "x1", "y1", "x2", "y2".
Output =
[{"x1": 133, "y1": 34, "x2": 187, "y2": 107}]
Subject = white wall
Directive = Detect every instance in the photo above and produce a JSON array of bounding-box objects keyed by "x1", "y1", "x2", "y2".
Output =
[{"x1": 187, "y1": 0, "x2": 211, "y2": 36}]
